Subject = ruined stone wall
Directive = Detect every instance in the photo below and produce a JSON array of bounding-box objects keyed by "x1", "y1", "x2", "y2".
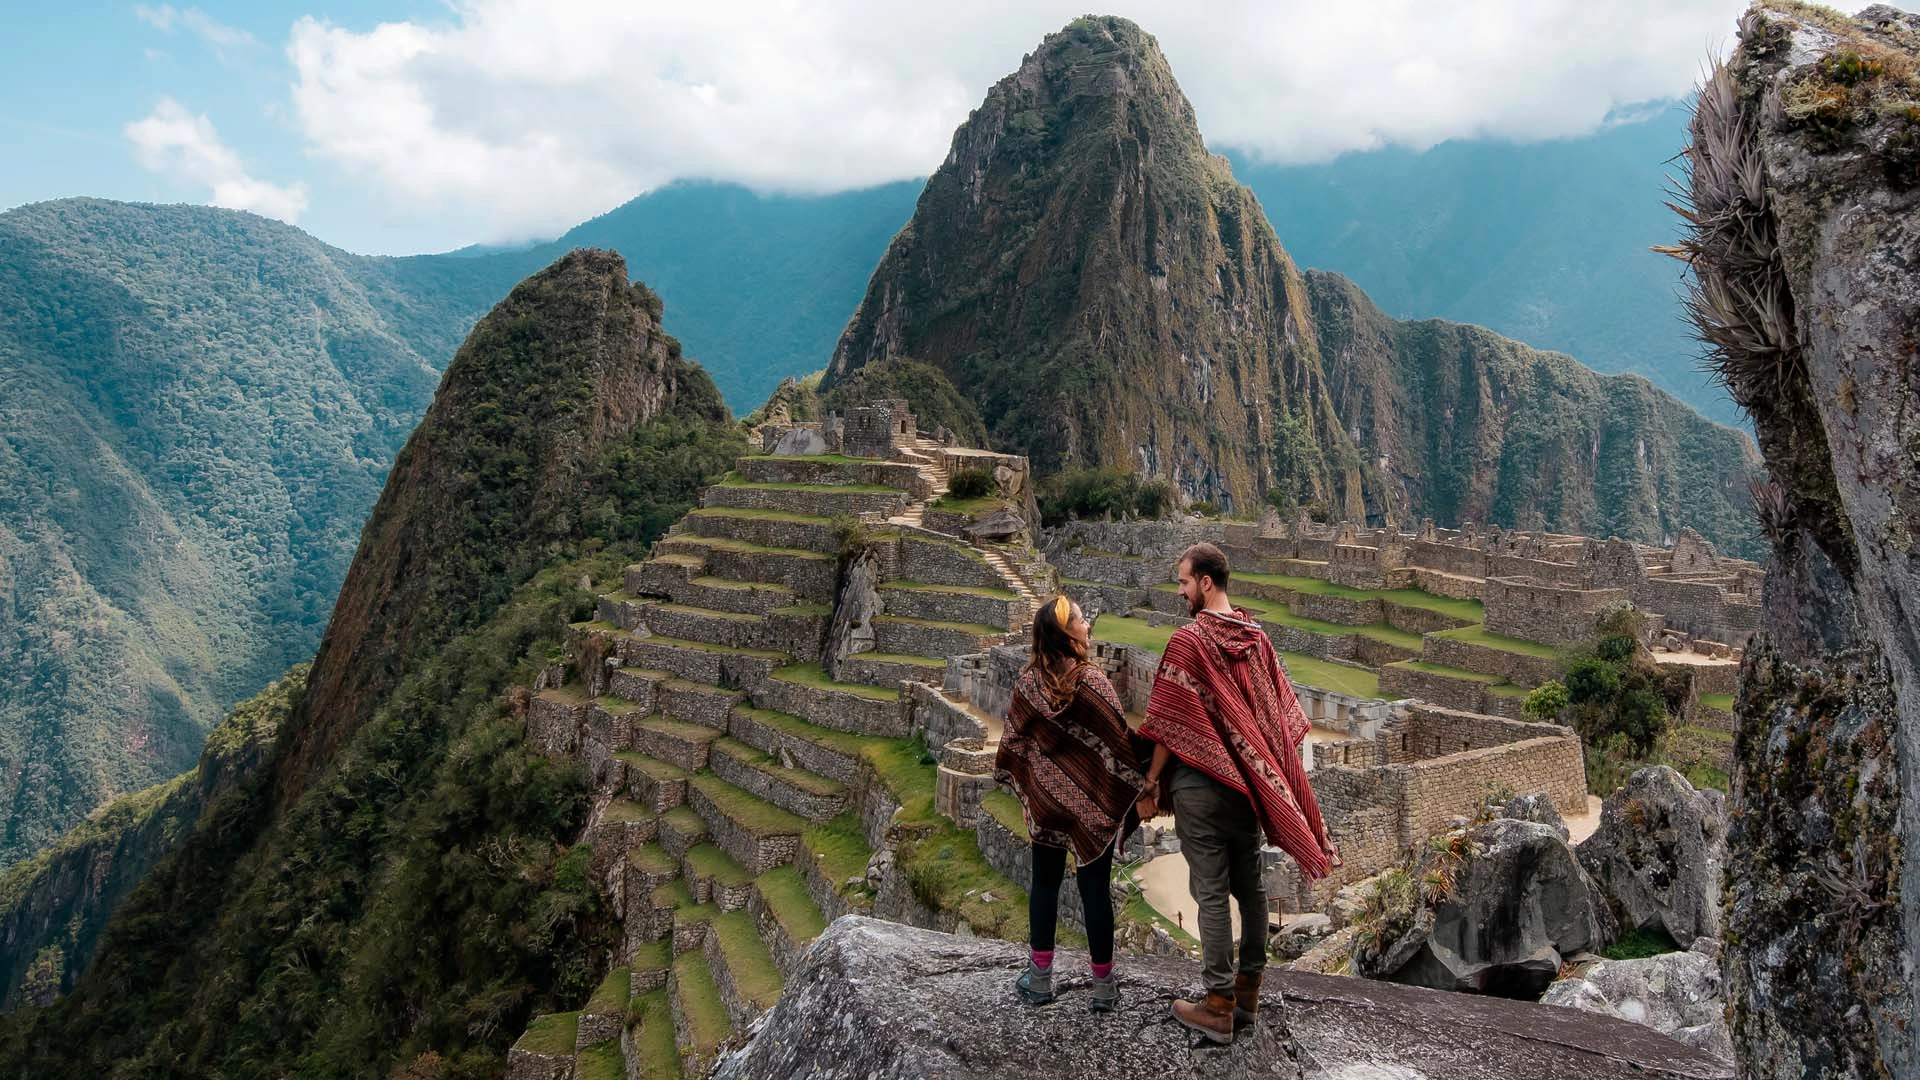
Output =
[
  {"x1": 1399, "y1": 736, "x2": 1586, "y2": 846},
  {"x1": 1420, "y1": 635, "x2": 1559, "y2": 688},
  {"x1": 1483, "y1": 577, "x2": 1628, "y2": 645},
  {"x1": 843, "y1": 399, "x2": 914, "y2": 459},
  {"x1": 905, "y1": 681, "x2": 989, "y2": 753},
  {"x1": 1485, "y1": 554, "x2": 1588, "y2": 587},
  {"x1": 1405, "y1": 539, "x2": 1489, "y2": 579},
  {"x1": 1633, "y1": 578, "x2": 1760, "y2": 647}
]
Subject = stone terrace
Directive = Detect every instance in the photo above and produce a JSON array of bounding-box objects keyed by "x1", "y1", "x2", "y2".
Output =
[{"x1": 505, "y1": 423, "x2": 1073, "y2": 1079}]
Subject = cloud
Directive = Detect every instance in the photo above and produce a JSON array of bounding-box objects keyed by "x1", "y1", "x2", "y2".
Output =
[
  {"x1": 134, "y1": 4, "x2": 258, "y2": 52},
  {"x1": 124, "y1": 99, "x2": 309, "y2": 222},
  {"x1": 287, "y1": 0, "x2": 1750, "y2": 241}
]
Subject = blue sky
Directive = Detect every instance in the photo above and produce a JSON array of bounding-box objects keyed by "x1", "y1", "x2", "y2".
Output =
[{"x1": 2, "y1": 1, "x2": 1762, "y2": 256}]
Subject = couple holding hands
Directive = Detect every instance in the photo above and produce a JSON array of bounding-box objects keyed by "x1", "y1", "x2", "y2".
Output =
[{"x1": 992, "y1": 543, "x2": 1339, "y2": 1044}]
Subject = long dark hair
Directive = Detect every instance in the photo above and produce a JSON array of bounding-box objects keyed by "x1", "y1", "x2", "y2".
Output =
[{"x1": 1025, "y1": 594, "x2": 1088, "y2": 702}]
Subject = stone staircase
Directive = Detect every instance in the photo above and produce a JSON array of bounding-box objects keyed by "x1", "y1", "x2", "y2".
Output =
[
  {"x1": 506, "y1": 447, "x2": 1038, "y2": 1079},
  {"x1": 885, "y1": 435, "x2": 952, "y2": 530}
]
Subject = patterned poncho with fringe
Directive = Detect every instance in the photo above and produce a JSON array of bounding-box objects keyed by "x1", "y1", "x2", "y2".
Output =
[
  {"x1": 993, "y1": 663, "x2": 1150, "y2": 865},
  {"x1": 1141, "y1": 608, "x2": 1333, "y2": 881}
]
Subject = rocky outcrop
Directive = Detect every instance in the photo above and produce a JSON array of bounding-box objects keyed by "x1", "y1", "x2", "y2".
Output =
[
  {"x1": 1670, "y1": 6, "x2": 1919, "y2": 1075},
  {"x1": 276, "y1": 249, "x2": 728, "y2": 805},
  {"x1": 1577, "y1": 767, "x2": 1726, "y2": 946},
  {"x1": 826, "y1": 15, "x2": 1759, "y2": 552},
  {"x1": 1544, "y1": 938, "x2": 1732, "y2": 1065},
  {"x1": 1500, "y1": 791, "x2": 1570, "y2": 841},
  {"x1": 1354, "y1": 819, "x2": 1604, "y2": 1000},
  {"x1": 722, "y1": 916, "x2": 1731, "y2": 1079}
]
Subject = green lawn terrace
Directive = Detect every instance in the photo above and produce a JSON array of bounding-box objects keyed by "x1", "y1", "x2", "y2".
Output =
[{"x1": 510, "y1": 427, "x2": 1072, "y2": 1075}]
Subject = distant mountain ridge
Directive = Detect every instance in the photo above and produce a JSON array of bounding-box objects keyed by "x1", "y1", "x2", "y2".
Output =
[{"x1": 826, "y1": 16, "x2": 1758, "y2": 548}]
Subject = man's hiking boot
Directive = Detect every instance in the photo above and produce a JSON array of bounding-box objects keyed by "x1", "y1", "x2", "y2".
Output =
[
  {"x1": 1015, "y1": 960, "x2": 1054, "y2": 1005},
  {"x1": 1172, "y1": 991, "x2": 1235, "y2": 1044},
  {"x1": 1088, "y1": 971, "x2": 1119, "y2": 1013},
  {"x1": 1233, "y1": 972, "x2": 1262, "y2": 1028}
]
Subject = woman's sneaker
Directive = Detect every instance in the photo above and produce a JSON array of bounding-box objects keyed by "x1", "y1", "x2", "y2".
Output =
[
  {"x1": 1015, "y1": 961, "x2": 1054, "y2": 1005},
  {"x1": 1088, "y1": 971, "x2": 1119, "y2": 1013}
]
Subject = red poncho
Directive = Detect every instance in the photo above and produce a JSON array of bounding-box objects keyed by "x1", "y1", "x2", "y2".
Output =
[
  {"x1": 1141, "y1": 608, "x2": 1333, "y2": 880},
  {"x1": 994, "y1": 663, "x2": 1150, "y2": 864}
]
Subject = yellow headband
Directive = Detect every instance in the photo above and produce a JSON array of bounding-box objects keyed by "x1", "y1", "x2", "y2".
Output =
[{"x1": 1052, "y1": 595, "x2": 1070, "y2": 625}]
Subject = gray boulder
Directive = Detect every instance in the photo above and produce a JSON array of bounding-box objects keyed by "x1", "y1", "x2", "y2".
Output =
[
  {"x1": 771, "y1": 426, "x2": 828, "y2": 456},
  {"x1": 1359, "y1": 819, "x2": 1604, "y2": 1000},
  {"x1": 1577, "y1": 766, "x2": 1726, "y2": 946},
  {"x1": 822, "y1": 548, "x2": 881, "y2": 679},
  {"x1": 1543, "y1": 938, "x2": 1732, "y2": 1064},
  {"x1": 962, "y1": 508, "x2": 1027, "y2": 542},
  {"x1": 1501, "y1": 791, "x2": 1570, "y2": 841},
  {"x1": 723, "y1": 916, "x2": 1732, "y2": 1079},
  {"x1": 716, "y1": 915, "x2": 1304, "y2": 1079}
]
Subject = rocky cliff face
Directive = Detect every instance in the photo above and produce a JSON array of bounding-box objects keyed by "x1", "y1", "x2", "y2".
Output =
[
  {"x1": 827, "y1": 16, "x2": 1367, "y2": 517},
  {"x1": 720, "y1": 916, "x2": 1731, "y2": 1080},
  {"x1": 827, "y1": 15, "x2": 1759, "y2": 554},
  {"x1": 277, "y1": 248, "x2": 723, "y2": 803},
  {"x1": 1671, "y1": 5, "x2": 1920, "y2": 1075}
]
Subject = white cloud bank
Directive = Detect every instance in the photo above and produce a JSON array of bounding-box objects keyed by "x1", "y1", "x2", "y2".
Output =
[
  {"x1": 124, "y1": 99, "x2": 310, "y2": 222},
  {"x1": 287, "y1": 0, "x2": 1751, "y2": 241}
]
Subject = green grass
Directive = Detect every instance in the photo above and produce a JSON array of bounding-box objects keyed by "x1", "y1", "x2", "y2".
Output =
[
  {"x1": 600, "y1": 799, "x2": 653, "y2": 825},
  {"x1": 670, "y1": 951, "x2": 733, "y2": 1049},
  {"x1": 802, "y1": 813, "x2": 875, "y2": 896},
  {"x1": 1260, "y1": 608, "x2": 1423, "y2": 651},
  {"x1": 1388, "y1": 659, "x2": 1504, "y2": 683},
  {"x1": 1231, "y1": 571, "x2": 1485, "y2": 623},
  {"x1": 880, "y1": 580, "x2": 1018, "y2": 600},
  {"x1": 653, "y1": 878, "x2": 706, "y2": 915},
  {"x1": 662, "y1": 535, "x2": 832, "y2": 561},
  {"x1": 929, "y1": 494, "x2": 1010, "y2": 515},
  {"x1": 771, "y1": 603, "x2": 831, "y2": 617},
  {"x1": 773, "y1": 663, "x2": 901, "y2": 700},
  {"x1": 712, "y1": 738, "x2": 846, "y2": 796},
  {"x1": 637, "y1": 634, "x2": 791, "y2": 660},
  {"x1": 1431, "y1": 624, "x2": 1558, "y2": 659},
  {"x1": 649, "y1": 602, "x2": 761, "y2": 623},
  {"x1": 710, "y1": 910, "x2": 785, "y2": 1008},
  {"x1": 688, "y1": 506, "x2": 835, "y2": 524},
  {"x1": 896, "y1": 820, "x2": 1031, "y2": 940},
  {"x1": 732, "y1": 706, "x2": 873, "y2": 756},
  {"x1": 690, "y1": 575, "x2": 792, "y2": 594},
  {"x1": 683, "y1": 843, "x2": 753, "y2": 887},
  {"x1": 716, "y1": 479, "x2": 899, "y2": 494},
  {"x1": 691, "y1": 775, "x2": 806, "y2": 836},
  {"x1": 755, "y1": 866, "x2": 828, "y2": 942},
  {"x1": 980, "y1": 788, "x2": 1028, "y2": 839},
  {"x1": 1700, "y1": 692, "x2": 1735, "y2": 713},
  {"x1": 629, "y1": 843, "x2": 678, "y2": 876},
  {"x1": 863, "y1": 738, "x2": 939, "y2": 822},
  {"x1": 585, "y1": 965, "x2": 630, "y2": 1016},
  {"x1": 856, "y1": 651, "x2": 948, "y2": 669},
  {"x1": 1484, "y1": 682, "x2": 1530, "y2": 699},
  {"x1": 539, "y1": 684, "x2": 591, "y2": 705},
  {"x1": 660, "y1": 806, "x2": 709, "y2": 842},
  {"x1": 628, "y1": 989, "x2": 683, "y2": 1080},
  {"x1": 575, "y1": 1039, "x2": 625, "y2": 1080},
  {"x1": 515, "y1": 1011, "x2": 579, "y2": 1056},
  {"x1": 593, "y1": 693, "x2": 644, "y2": 715},
  {"x1": 1280, "y1": 653, "x2": 1381, "y2": 699},
  {"x1": 636, "y1": 714, "x2": 725, "y2": 743},
  {"x1": 1600, "y1": 925, "x2": 1680, "y2": 960},
  {"x1": 873, "y1": 614, "x2": 1004, "y2": 636},
  {"x1": 1090, "y1": 615, "x2": 1176, "y2": 654},
  {"x1": 630, "y1": 938, "x2": 673, "y2": 975},
  {"x1": 615, "y1": 750, "x2": 689, "y2": 782}
]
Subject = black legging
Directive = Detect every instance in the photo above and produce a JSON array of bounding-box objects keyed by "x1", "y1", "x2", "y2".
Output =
[{"x1": 1029, "y1": 843, "x2": 1114, "y2": 964}]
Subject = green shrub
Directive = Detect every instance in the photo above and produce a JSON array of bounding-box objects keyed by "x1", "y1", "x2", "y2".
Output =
[
  {"x1": 946, "y1": 467, "x2": 995, "y2": 500},
  {"x1": 1037, "y1": 468, "x2": 1172, "y2": 526},
  {"x1": 1522, "y1": 680, "x2": 1569, "y2": 722}
]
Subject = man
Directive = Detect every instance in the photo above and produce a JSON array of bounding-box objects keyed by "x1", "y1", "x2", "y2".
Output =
[{"x1": 1138, "y1": 542, "x2": 1338, "y2": 1044}]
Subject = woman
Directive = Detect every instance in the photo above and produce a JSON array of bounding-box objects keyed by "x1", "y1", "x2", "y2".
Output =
[{"x1": 993, "y1": 594, "x2": 1152, "y2": 1013}]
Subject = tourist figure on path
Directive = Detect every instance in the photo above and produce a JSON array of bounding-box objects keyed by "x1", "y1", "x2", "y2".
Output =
[
  {"x1": 1138, "y1": 543, "x2": 1339, "y2": 1044},
  {"x1": 994, "y1": 594, "x2": 1153, "y2": 1013}
]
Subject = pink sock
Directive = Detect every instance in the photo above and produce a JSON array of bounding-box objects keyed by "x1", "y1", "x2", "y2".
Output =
[
  {"x1": 1030, "y1": 949, "x2": 1054, "y2": 971},
  {"x1": 1090, "y1": 961, "x2": 1114, "y2": 979}
]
